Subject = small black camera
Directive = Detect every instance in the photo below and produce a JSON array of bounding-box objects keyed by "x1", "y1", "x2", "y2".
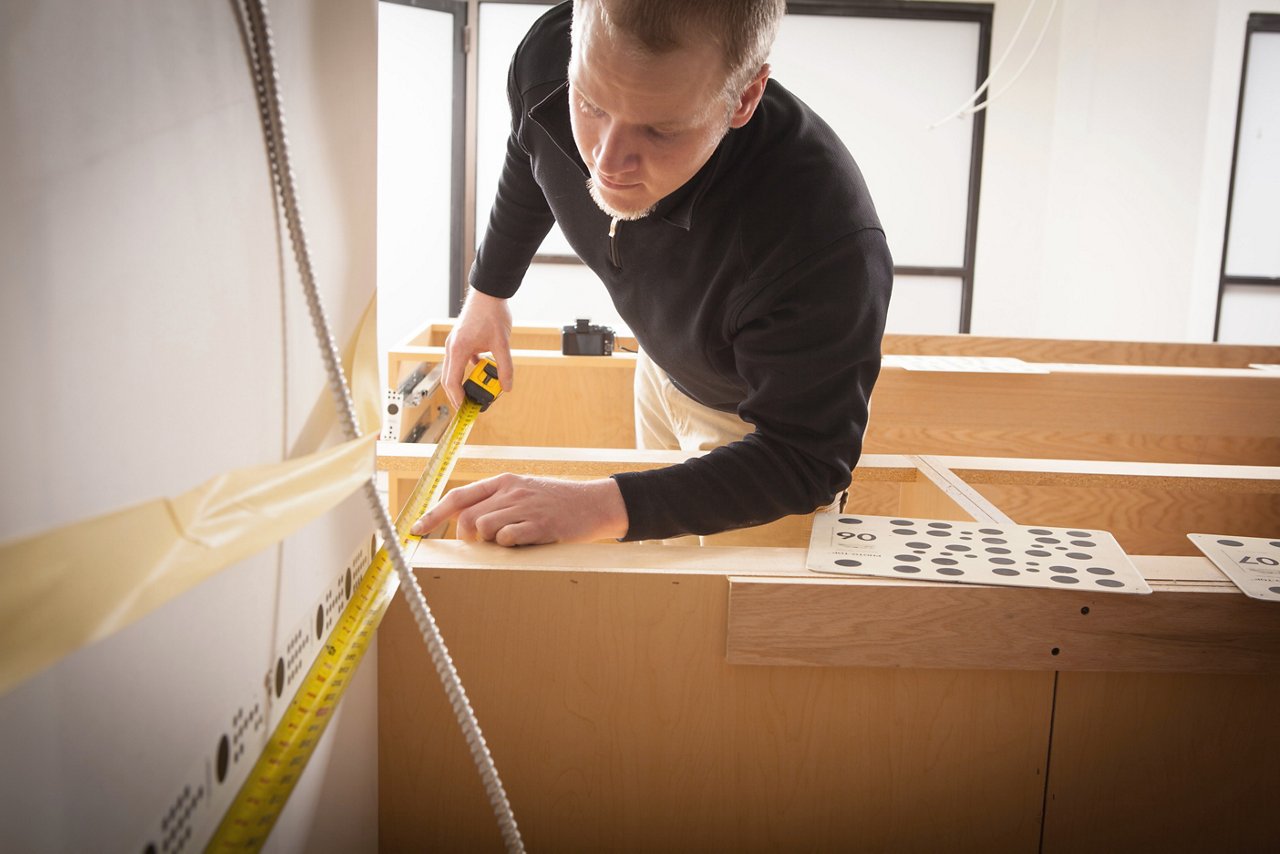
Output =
[{"x1": 561, "y1": 318, "x2": 614, "y2": 356}]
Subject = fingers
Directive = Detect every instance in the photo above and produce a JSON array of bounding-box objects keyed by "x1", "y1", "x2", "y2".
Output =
[
  {"x1": 440, "y1": 337, "x2": 468, "y2": 411},
  {"x1": 409, "y1": 477, "x2": 503, "y2": 536}
]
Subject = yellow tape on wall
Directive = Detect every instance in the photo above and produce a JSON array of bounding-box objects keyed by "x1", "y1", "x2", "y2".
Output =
[{"x1": 0, "y1": 295, "x2": 381, "y2": 697}]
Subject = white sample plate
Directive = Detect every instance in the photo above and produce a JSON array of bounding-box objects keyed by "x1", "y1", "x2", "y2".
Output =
[
  {"x1": 807, "y1": 513, "x2": 1151, "y2": 594},
  {"x1": 1188, "y1": 534, "x2": 1280, "y2": 602}
]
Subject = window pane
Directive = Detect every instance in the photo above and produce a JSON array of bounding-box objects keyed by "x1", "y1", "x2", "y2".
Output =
[
  {"x1": 1225, "y1": 32, "x2": 1280, "y2": 278},
  {"x1": 885, "y1": 275, "x2": 962, "y2": 334},
  {"x1": 378, "y1": 2, "x2": 455, "y2": 383},
  {"x1": 1219, "y1": 284, "x2": 1280, "y2": 345},
  {"x1": 507, "y1": 262, "x2": 632, "y2": 335},
  {"x1": 476, "y1": 3, "x2": 572, "y2": 255},
  {"x1": 772, "y1": 15, "x2": 979, "y2": 269}
]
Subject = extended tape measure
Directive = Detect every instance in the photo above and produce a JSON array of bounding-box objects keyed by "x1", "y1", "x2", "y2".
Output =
[{"x1": 206, "y1": 358, "x2": 502, "y2": 851}]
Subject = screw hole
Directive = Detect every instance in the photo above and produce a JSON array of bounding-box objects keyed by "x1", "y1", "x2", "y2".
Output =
[
  {"x1": 1080, "y1": 606, "x2": 1090, "y2": 615},
  {"x1": 1051, "y1": 647, "x2": 1061, "y2": 656}
]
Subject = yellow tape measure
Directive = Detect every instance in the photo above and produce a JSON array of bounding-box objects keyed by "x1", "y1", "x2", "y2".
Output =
[{"x1": 206, "y1": 358, "x2": 501, "y2": 851}]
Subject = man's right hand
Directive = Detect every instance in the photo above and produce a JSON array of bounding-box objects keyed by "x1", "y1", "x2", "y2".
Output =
[{"x1": 443, "y1": 289, "x2": 514, "y2": 409}]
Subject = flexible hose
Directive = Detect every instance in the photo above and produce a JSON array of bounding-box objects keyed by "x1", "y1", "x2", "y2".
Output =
[{"x1": 238, "y1": 1, "x2": 523, "y2": 850}]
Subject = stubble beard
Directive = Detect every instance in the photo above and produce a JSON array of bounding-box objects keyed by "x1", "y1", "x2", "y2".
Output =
[{"x1": 586, "y1": 177, "x2": 656, "y2": 221}]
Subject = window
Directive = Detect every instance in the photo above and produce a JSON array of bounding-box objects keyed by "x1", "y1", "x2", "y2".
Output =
[{"x1": 1217, "y1": 14, "x2": 1280, "y2": 344}]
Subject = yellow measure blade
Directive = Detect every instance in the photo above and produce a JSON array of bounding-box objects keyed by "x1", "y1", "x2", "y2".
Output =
[{"x1": 205, "y1": 398, "x2": 484, "y2": 851}]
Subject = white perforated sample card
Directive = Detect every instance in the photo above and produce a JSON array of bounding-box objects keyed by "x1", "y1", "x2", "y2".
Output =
[
  {"x1": 807, "y1": 513, "x2": 1151, "y2": 594},
  {"x1": 1188, "y1": 534, "x2": 1280, "y2": 602},
  {"x1": 881, "y1": 355, "x2": 1050, "y2": 373}
]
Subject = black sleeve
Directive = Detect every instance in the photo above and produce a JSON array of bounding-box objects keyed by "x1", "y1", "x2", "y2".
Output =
[
  {"x1": 611, "y1": 228, "x2": 892, "y2": 540},
  {"x1": 468, "y1": 38, "x2": 557, "y2": 299}
]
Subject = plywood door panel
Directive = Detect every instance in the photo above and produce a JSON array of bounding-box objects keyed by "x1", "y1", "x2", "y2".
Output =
[
  {"x1": 379, "y1": 569, "x2": 1054, "y2": 852},
  {"x1": 1042, "y1": 671, "x2": 1280, "y2": 853}
]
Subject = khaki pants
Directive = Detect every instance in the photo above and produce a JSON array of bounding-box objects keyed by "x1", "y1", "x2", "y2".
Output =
[
  {"x1": 634, "y1": 348, "x2": 753, "y2": 452},
  {"x1": 633, "y1": 350, "x2": 841, "y2": 545}
]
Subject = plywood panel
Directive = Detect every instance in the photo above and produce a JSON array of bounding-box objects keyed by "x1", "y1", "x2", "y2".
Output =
[
  {"x1": 379, "y1": 565, "x2": 1053, "y2": 852},
  {"x1": 387, "y1": 346, "x2": 637, "y2": 447},
  {"x1": 726, "y1": 573, "x2": 1280, "y2": 673},
  {"x1": 883, "y1": 333, "x2": 1280, "y2": 368},
  {"x1": 407, "y1": 324, "x2": 1280, "y2": 368},
  {"x1": 969, "y1": 483, "x2": 1280, "y2": 556},
  {"x1": 865, "y1": 366, "x2": 1280, "y2": 465},
  {"x1": 1042, "y1": 671, "x2": 1280, "y2": 853}
]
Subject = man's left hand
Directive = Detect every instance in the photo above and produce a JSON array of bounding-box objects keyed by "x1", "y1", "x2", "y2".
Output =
[{"x1": 409, "y1": 475, "x2": 629, "y2": 546}]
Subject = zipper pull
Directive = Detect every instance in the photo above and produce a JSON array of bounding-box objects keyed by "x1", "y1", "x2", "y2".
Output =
[{"x1": 608, "y1": 216, "x2": 622, "y2": 270}]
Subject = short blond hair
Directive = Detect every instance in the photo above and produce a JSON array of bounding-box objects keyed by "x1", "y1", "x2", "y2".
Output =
[{"x1": 573, "y1": 0, "x2": 785, "y2": 106}]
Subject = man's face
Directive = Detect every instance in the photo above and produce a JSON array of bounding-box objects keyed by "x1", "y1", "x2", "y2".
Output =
[{"x1": 568, "y1": 7, "x2": 732, "y2": 220}]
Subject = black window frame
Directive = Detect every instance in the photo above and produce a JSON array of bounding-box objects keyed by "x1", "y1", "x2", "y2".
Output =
[{"x1": 1214, "y1": 12, "x2": 1280, "y2": 341}]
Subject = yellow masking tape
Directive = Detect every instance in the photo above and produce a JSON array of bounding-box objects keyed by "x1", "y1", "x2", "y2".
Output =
[{"x1": 0, "y1": 294, "x2": 382, "y2": 697}]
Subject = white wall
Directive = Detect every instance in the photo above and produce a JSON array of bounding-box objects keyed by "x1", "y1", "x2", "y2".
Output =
[
  {"x1": 970, "y1": 0, "x2": 1280, "y2": 342},
  {"x1": 0, "y1": 0, "x2": 379, "y2": 850}
]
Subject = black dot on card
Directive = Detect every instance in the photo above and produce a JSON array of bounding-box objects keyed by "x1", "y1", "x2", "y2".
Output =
[
  {"x1": 315, "y1": 605, "x2": 325, "y2": 641},
  {"x1": 216, "y1": 734, "x2": 230, "y2": 783},
  {"x1": 1067, "y1": 531, "x2": 1091, "y2": 537},
  {"x1": 1028, "y1": 562, "x2": 1040, "y2": 567},
  {"x1": 991, "y1": 558, "x2": 1015, "y2": 565},
  {"x1": 893, "y1": 529, "x2": 918, "y2": 536},
  {"x1": 937, "y1": 567, "x2": 964, "y2": 576},
  {"x1": 906, "y1": 542, "x2": 931, "y2": 549},
  {"x1": 1271, "y1": 542, "x2": 1280, "y2": 549},
  {"x1": 1050, "y1": 565, "x2": 1076, "y2": 573},
  {"x1": 979, "y1": 528, "x2": 1003, "y2": 535},
  {"x1": 1028, "y1": 568, "x2": 1040, "y2": 573},
  {"x1": 345, "y1": 568, "x2": 352, "y2": 601},
  {"x1": 927, "y1": 531, "x2": 950, "y2": 537},
  {"x1": 1035, "y1": 537, "x2": 1060, "y2": 544},
  {"x1": 1268, "y1": 585, "x2": 1280, "y2": 594},
  {"x1": 1087, "y1": 567, "x2": 1116, "y2": 576},
  {"x1": 891, "y1": 520, "x2": 913, "y2": 526},
  {"x1": 982, "y1": 537, "x2": 1007, "y2": 545},
  {"x1": 1051, "y1": 575, "x2": 1080, "y2": 585},
  {"x1": 274, "y1": 657, "x2": 285, "y2": 698},
  {"x1": 1056, "y1": 546, "x2": 1068, "y2": 551},
  {"x1": 927, "y1": 522, "x2": 953, "y2": 529},
  {"x1": 1066, "y1": 552, "x2": 1091, "y2": 560},
  {"x1": 894, "y1": 555, "x2": 921, "y2": 562},
  {"x1": 960, "y1": 536, "x2": 972, "y2": 541},
  {"x1": 1070, "y1": 540, "x2": 1094, "y2": 547},
  {"x1": 932, "y1": 557, "x2": 959, "y2": 566},
  {"x1": 1027, "y1": 550, "x2": 1051, "y2": 557},
  {"x1": 986, "y1": 547, "x2": 1011, "y2": 555},
  {"x1": 1029, "y1": 528, "x2": 1052, "y2": 535},
  {"x1": 894, "y1": 565, "x2": 922, "y2": 574},
  {"x1": 1216, "y1": 539, "x2": 1244, "y2": 547},
  {"x1": 992, "y1": 568, "x2": 1020, "y2": 577},
  {"x1": 838, "y1": 517, "x2": 861, "y2": 524},
  {"x1": 914, "y1": 550, "x2": 926, "y2": 555},
  {"x1": 834, "y1": 559, "x2": 862, "y2": 568},
  {"x1": 946, "y1": 544, "x2": 971, "y2": 552},
  {"x1": 1097, "y1": 579, "x2": 1125, "y2": 588}
]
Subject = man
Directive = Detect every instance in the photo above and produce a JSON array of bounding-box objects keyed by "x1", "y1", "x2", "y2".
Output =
[{"x1": 411, "y1": 0, "x2": 892, "y2": 545}]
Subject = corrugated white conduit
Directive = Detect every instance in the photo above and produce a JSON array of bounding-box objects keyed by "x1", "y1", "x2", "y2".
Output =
[{"x1": 236, "y1": 0, "x2": 523, "y2": 850}]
